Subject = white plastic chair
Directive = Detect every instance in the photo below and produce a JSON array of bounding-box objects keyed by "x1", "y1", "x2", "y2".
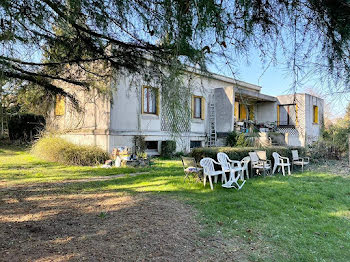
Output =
[
  {"x1": 199, "y1": 158, "x2": 225, "y2": 190},
  {"x1": 217, "y1": 152, "x2": 236, "y2": 183},
  {"x1": 249, "y1": 152, "x2": 271, "y2": 177},
  {"x1": 217, "y1": 152, "x2": 245, "y2": 189},
  {"x1": 240, "y1": 156, "x2": 250, "y2": 180},
  {"x1": 292, "y1": 150, "x2": 310, "y2": 172},
  {"x1": 272, "y1": 152, "x2": 291, "y2": 176}
]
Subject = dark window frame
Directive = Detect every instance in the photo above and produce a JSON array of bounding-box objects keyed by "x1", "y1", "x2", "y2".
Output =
[
  {"x1": 278, "y1": 103, "x2": 296, "y2": 127},
  {"x1": 143, "y1": 86, "x2": 158, "y2": 115},
  {"x1": 193, "y1": 96, "x2": 202, "y2": 119}
]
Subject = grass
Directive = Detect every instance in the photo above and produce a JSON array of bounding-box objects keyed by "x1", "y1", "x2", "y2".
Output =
[
  {"x1": 0, "y1": 146, "x2": 149, "y2": 185},
  {"x1": 1, "y1": 146, "x2": 350, "y2": 261}
]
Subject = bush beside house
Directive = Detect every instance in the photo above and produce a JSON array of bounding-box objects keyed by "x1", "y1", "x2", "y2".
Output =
[
  {"x1": 160, "y1": 140, "x2": 176, "y2": 158},
  {"x1": 31, "y1": 135, "x2": 109, "y2": 166}
]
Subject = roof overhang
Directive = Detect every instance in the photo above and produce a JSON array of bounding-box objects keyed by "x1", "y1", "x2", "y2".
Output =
[
  {"x1": 183, "y1": 66, "x2": 262, "y2": 92},
  {"x1": 234, "y1": 88, "x2": 277, "y2": 102}
]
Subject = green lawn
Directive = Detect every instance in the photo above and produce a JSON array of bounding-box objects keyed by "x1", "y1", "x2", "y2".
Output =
[
  {"x1": 1, "y1": 146, "x2": 350, "y2": 261},
  {"x1": 0, "y1": 146, "x2": 149, "y2": 185}
]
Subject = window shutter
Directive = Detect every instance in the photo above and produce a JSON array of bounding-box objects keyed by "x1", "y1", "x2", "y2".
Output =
[
  {"x1": 277, "y1": 105, "x2": 280, "y2": 126},
  {"x1": 201, "y1": 97, "x2": 205, "y2": 120},
  {"x1": 314, "y1": 106, "x2": 318, "y2": 124},
  {"x1": 249, "y1": 105, "x2": 254, "y2": 120},
  {"x1": 240, "y1": 104, "x2": 247, "y2": 120},
  {"x1": 55, "y1": 95, "x2": 65, "y2": 116},
  {"x1": 234, "y1": 101, "x2": 239, "y2": 120}
]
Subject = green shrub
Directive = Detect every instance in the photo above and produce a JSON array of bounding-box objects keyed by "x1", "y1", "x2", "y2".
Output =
[
  {"x1": 31, "y1": 135, "x2": 109, "y2": 166},
  {"x1": 160, "y1": 140, "x2": 176, "y2": 158},
  {"x1": 226, "y1": 131, "x2": 238, "y2": 147},
  {"x1": 133, "y1": 135, "x2": 146, "y2": 157},
  {"x1": 191, "y1": 146, "x2": 306, "y2": 164},
  {"x1": 236, "y1": 133, "x2": 249, "y2": 147},
  {"x1": 307, "y1": 140, "x2": 341, "y2": 160}
]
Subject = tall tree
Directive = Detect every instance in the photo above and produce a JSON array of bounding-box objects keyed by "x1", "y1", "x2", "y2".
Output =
[{"x1": 1, "y1": 0, "x2": 350, "y2": 106}]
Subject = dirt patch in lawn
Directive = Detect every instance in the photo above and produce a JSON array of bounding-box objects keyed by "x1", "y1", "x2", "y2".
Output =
[{"x1": 0, "y1": 187, "x2": 252, "y2": 262}]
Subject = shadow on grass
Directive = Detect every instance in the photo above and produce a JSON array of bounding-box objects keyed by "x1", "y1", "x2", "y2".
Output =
[
  {"x1": 42, "y1": 170, "x2": 350, "y2": 261},
  {"x1": 1, "y1": 144, "x2": 350, "y2": 261}
]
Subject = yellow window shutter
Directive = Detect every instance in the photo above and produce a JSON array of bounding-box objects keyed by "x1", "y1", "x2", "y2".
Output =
[
  {"x1": 314, "y1": 106, "x2": 318, "y2": 123},
  {"x1": 201, "y1": 97, "x2": 205, "y2": 120},
  {"x1": 240, "y1": 104, "x2": 247, "y2": 120},
  {"x1": 249, "y1": 105, "x2": 254, "y2": 120},
  {"x1": 277, "y1": 105, "x2": 280, "y2": 126},
  {"x1": 234, "y1": 101, "x2": 239, "y2": 120},
  {"x1": 55, "y1": 95, "x2": 65, "y2": 116},
  {"x1": 191, "y1": 95, "x2": 195, "y2": 118}
]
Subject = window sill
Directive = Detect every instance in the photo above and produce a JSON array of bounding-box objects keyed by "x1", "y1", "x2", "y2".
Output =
[
  {"x1": 191, "y1": 118, "x2": 204, "y2": 123},
  {"x1": 312, "y1": 122, "x2": 319, "y2": 125},
  {"x1": 141, "y1": 114, "x2": 159, "y2": 120}
]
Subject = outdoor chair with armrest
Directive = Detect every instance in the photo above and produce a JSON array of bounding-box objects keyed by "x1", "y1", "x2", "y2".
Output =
[
  {"x1": 217, "y1": 152, "x2": 245, "y2": 189},
  {"x1": 181, "y1": 156, "x2": 203, "y2": 182},
  {"x1": 240, "y1": 156, "x2": 251, "y2": 180},
  {"x1": 291, "y1": 150, "x2": 310, "y2": 172},
  {"x1": 199, "y1": 158, "x2": 225, "y2": 190},
  {"x1": 272, "y1": 152, "x2": 291, "y2": 176},
  {"x1": 249, "y1": 151, "x2": 271, "y2": 177}
]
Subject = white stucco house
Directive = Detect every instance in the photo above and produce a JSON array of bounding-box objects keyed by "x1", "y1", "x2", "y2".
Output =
[{"x1": 49, "y1": 68, "x2": 324, "y2": 154}]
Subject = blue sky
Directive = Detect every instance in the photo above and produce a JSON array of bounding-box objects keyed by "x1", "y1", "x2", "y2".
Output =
[{"x1": 209, "y1": 49, "x2": 349, "y2": 119}]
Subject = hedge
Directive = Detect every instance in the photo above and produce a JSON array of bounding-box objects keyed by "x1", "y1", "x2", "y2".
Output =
[{"x1": 191, "y1": 146, "x2": 306, "y2": 164}]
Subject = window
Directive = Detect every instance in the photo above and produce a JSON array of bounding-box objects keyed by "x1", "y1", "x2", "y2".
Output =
[
  {"x1": 190, "y1": 141, "x2": 202, "y2": 149},
  {"x1": 142, "y1": 86, "x2": 158, "y2": 115},
  {"x1": 55, "y1": 94, "x2": 65, "y2": 116},
  {"x1": 146, "y1": 141, "x2": 158, "y2": 150},
  {"x1": 277, "y1": 104, "x2": 297, "y2": 126},
  {"x1": 313, "y1": 105, "x2": 319, "y2": 124},
  {"x1": 192, "y1": 95, "x2": 204, "y2": 119}
]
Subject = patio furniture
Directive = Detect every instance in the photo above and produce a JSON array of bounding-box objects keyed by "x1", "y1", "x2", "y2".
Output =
[
  {"x1": 255, "y1": 150, "x2": 267, "y2": 161},
  {"x1": 217, "y1": 152, "x2": 237, "y2": 183},
  {"x1": 291, "y1": 150, "x2": 310, "y2": 172},
  {"x1": 181, "y1": 156, "x2": 203, "y2": 181},
  {"x1": 240, "y1": 156, "x2": 251, "y2": 180},
  {"x1": 199, "y1": 158, "x2": 225, "y2": 190},
  {"x1": 249, "y1": 151, "x2": 271, "y2": 177},
  {"x1": 272, "y1": 152, "x2": 291, "y2": 176},
  {"x1": 217, "y1": 152, "x2": 245, "y2": 189}
]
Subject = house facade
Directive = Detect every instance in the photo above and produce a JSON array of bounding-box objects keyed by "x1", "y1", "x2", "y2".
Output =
[{"x1": 48, "y1": 70, "x2": 324, "y2": 154}]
